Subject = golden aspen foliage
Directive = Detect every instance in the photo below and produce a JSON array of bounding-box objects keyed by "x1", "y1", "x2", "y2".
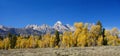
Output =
[
  {"x1": 107, "y1": 35, "x2": 117, "y2": 46},
  {"x1": 49, "y1": 35, "x2": 56, "y2": 48},
  {"x1": 3, "y1": 37, "x2": 11, "y2": 49},
  {"x1": 111, "y1": 27, "x2": 119, "y2": 36},
  {"x1": 97, "y1": 35, "x2": 103, "y2": 46},
  {"x1": 90, "y1": 25, "x2": 101, "y2": 36},
  {"x1": 62, "y1": 32, "x2": 73, "y2": 48},
  {"x1": 89, "y1": 25, "x2": 101, "y2": 46},
  {"x1": 87, "y1": 33, "x2": 93, "y2": 47},
  {"x1": 15, "y1": 36, "x2": 25, "y2": 48},
  {"x1": 117, "y1": 39, "x2": 120, "y2": 45},
  {"x1": 43, "y1": 33, "x2": 51, "y2": 47},
  {"x1": 77, "y1": 26, "x2": 88, "y2": 47},
  {"x1": 74, "y1": 22, "x2": 89, "y2": 47},
  {"x1": 37, "y1": 40, "x2": 44, "y2": 48},
  {"x1": 27, "y1": 36, "x2": 37, "y2": 48},
  {"x1": 55, "y1": 45, "x2": 59, "y2": 48},
  {"x1": 0, "y1": 22, "x2": 120, "y2": 49},
  {"x1": 0, "y1": 40, "x2": 3, "y2": 49},
  {"x1": 74, "y1": 22, "x2": 83, "y2": 36},
  {"x1": 74, "y1": 22, "x2": 83, "y2": 46},
  {"x1": 105, "y1": 28, "x2": 120, "y2": 46}
]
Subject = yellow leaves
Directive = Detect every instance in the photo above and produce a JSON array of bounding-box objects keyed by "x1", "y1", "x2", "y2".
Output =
[
  {"x1": 107, "y1": 35, "x2": 117, "y2": 46},
  {"x1": 42, "y1": 33, "x2": 51, "y2": 47},
  {"x1": 62, "y1": 32, "x2": 73, "y2": 48},
  {"x1": 105, "y1": 30, "x2": 111, "y2": 36},
  {"x1": 36, "y1": 33, "x2": 56, "y2": 48},
  {"x1": 105, "y1": 29, "x2": 120, "y2": 46},
  {"x1": 15, "y1": 36, "x2": 25, "y2": 48},
  {"x1": 117, "y1": 39, "x2": 120, "y2": 45},
  {"x1": 74, "y1": 22, "x2": 83, "y2": 29},
  {"x1": 0, "y1": 22, "x2": 120, "y2": 49},
  {"x1": 90, "y1": 25, "x2": 101, "y2": 35},
  {"x1": 15, "y1": 36, "x2": 38, "y2": 48},
  {"x1": 49, "y1": 36, "x2": 55, "y2": 48},
  {"x1": 37, "y1": 40, "x2": 44, "y2": 48},
  {"x1": 75, "y1": 23, "x2": 89, "y2": 47},
  {"x1": 55, "y1": 45, "x2": 59, "y2": 48},
  {"x1": 3, "y1": 37, "x2": 11, "y2": 49},
  {"x1": 0, "y1": 40, "x2": 3, "y2": 49},
  {"x1": 111, "y1": 27, "x2": 119, "y2": 36},
  {"x1": 77, "y1": 34, "x2": 88, "y2": 47},
  {"x1": 97, "y1": 36, "x2": 103, "y2": 46},
  {"x1": 74, "y1": 22, "x2": 83, "y2": 37},
  {"x1": 28, "y1": 36, "x2": 37, "y2": 48},
  {"x1": 88, "y1": 25, "x2": 102, "y2": 46}
]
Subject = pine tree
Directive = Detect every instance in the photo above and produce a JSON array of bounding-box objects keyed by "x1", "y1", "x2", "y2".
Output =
[
  {"x1": 10, "y1": 35, "x2": 17, "y2": 49},
  {"x1": 96, "y1": 20, "x2": 102, "y2": 30},
  {"x1": 55, "y1": 30, "x2": 60, "y2": 47},
  {"x1": 96, "y1": 20, "x2": 103, "y2": 38},
  {"x1": 7, "y1": 33, "x2": 17, "y2": 49},
  {"x1": 102, "y1": 28, "x2": 107, "y2": 45}
]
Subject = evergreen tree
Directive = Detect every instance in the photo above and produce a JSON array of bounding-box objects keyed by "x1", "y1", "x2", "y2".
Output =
[
  {"x1": 96, "y1": 21, "x2": 108, "y2": 45},
  {"x1": 96, "y1": 20, "x2": 102, "y2": 35},
  {"x1": 55, "y1": 30, "x2": 60, "y2": 46},
  {"x1": 0, "y1": 35, "x2": 3, "y2": 40},
  {"x1": 10, "y1": 35, "x2": 17, "y2": 49},
  {"x1": 7, "y1": 33, "x2": 17, "y2": 49},
  {"x1": 96, "y1": 20, "x2": 102, "y2": 28},
  {"x1": 96, "y1": 20, "x2": 107, "y2": 46},
  {"x1": 102, "y1": 28, "x2": 107, "y2": 45},
  {"x1": 7, "y1": 33, "x2": 12, "y2": 38},
  {"x1": 39, "y1": 35, "x2": 42, "y2": 40}
]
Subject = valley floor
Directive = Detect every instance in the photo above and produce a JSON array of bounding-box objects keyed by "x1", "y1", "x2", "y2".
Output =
[{"x1": 0, "y1": 46, "x2": 120, "y2": 56}]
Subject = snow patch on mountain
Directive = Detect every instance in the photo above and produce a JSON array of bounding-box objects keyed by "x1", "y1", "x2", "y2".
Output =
[
  {"x1": 25, "y1": 21, "x2": 75, "y2": 33},
  {"x1": 0, "y1": 25, "x2": 8, "y2": 31},
  {"x1": 0, "y1": 21, "x2": 75, "y2": 36},
  {"x1": 53, "y1": 21, "x2": 74, "y2": 32}
]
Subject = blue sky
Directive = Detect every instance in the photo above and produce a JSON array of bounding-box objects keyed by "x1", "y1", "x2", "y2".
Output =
[{"x1": 0, "y1": 0, "x2": 120, "y2": 29}]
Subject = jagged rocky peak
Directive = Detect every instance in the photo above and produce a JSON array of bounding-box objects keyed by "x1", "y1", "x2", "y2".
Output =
[
  {"x1": 65, "y1": 24, "x2": 71, "y2": 27},
  {"x1": 53, "y1": 21, "x2": 72, "y2": 32},
  {"x1": 54, "y1": 21, "x2": 62, "y2": 26},
  {"x1": 41, "y1": 24, "x2": 50, "y2": 28},
  {"x1": 54, "y1": 21, "x2": 63, "y2": 28},
  {"x1": 25, "y1": 24, "x2": 41, "y2": 31},
  {"x1": 65, "y1": 24, "x2": 75, "y2": 31},
  {"x1": 0, "y1": 25, "x2": 4, "y2": 28},
  {"x1": 25, "y1": 24, "x2": 38, "y2": 28},
  {"x1": 0, "y1": 25, "x2": 8, "y2": 31},
  {"x1": 40, "y1": 24, "x2": 53, "y2": 31},
  {"x1": 0, "y1": 21, "x2": 75, "y2": 36}
]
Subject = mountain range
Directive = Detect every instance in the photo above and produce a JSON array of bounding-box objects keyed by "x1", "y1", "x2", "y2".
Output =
[{"x1": 0, "y1": 21, "x2": 75, "y2": 36}]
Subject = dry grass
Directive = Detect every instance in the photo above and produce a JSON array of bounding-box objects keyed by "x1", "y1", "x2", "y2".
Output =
[{"x1": 0, "y1": 46, "x2": 120, "y2": 56}]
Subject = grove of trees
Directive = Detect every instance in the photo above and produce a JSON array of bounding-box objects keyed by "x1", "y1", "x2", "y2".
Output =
[{"x1": 0, "y1": 21, "x2": 120, "y2": 49}]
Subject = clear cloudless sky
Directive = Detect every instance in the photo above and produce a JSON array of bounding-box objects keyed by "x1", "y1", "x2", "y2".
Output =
[{"x1": 0, "y1": 0, "x2": 120, "y2": 29}]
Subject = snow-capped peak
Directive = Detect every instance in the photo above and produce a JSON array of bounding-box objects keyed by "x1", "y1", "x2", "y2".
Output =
[
  {"x1": 40, "y1": 24, "x2": 51, "y2": 29},
  {"x1": 65, "y1": 24, "x2": 75, "y2": 31},
  {"x1": 55, "y1": 21, "x2": 62, "y2": 25},
  {"x1": 24, "y1": 21, "x2": 75, "y2": 33},
  {"x1": 25, "y1": 24, "x2": 53, "y2": 32},
  {"x1": 0, "y1": 25, "x2": 4, "y2": 28},
  {"x1": 53, "y1": 21, "x2": 73, "y2": 32},
  {"x1": 25, "y1": 24, "x2": 39, "y2": 29},
  {"x1": 0, "y1": 25, "x2": 8, "y2": 31},
  {"x1": 0, "y1": 21, "x2": 76, "y2": 36}
]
